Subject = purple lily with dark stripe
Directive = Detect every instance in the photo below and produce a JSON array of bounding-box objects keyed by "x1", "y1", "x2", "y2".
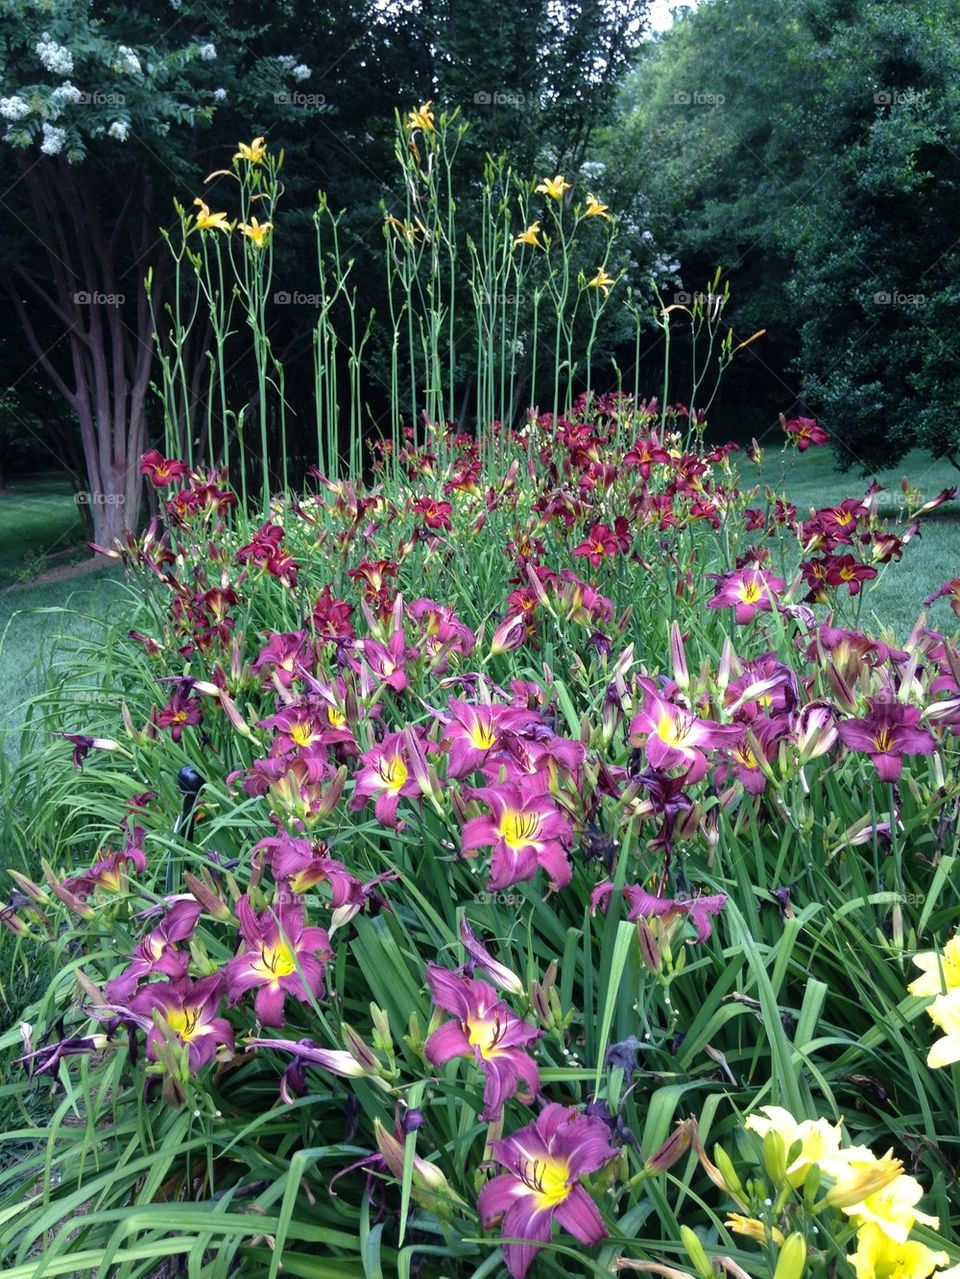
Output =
[
  {"x1": 106, "y1": 899, "x2": 202, "y2": 1002},
  {"x1": 129, "y1": 972, "x2": 234, "y2": 1071},
  {"x1": 478, "y1": 1103, "x2": 617, "y2": 1279},
  {"x1": 837, "y1": 696, "x2": 937, "y2": 781},
  {"x1": 424, "y1": 965, "x2": 540, "y2": 1120},
  {"x1": 225, "y1": 895, "x2": 334, "y2": 1026},
  {"x1": 591, "y1": 882, "x2": 727, "y2": 942}
]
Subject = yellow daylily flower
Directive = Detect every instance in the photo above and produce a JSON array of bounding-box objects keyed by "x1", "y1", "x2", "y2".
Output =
[
  {"x1": 849, "y1": 1222, "x2": 948, "y2": 1279},
  {"x1": 513, "y1": 220, "x2": 543, "y2": 248},
  {"x1": 821, "y1": 1146, "x2": 904, "y2": 1209},
  {"x1": 745, "y1": 1106, "x2": 843, "y2": 1187},
  {"x1": 846, "y1": 1173, "x2": 940, "y2": 1243},
  {"x1": 234, "y1": 136, "x2": 267, "y2": 165},
  {"x1": 384, "y1": 214, "x2": 429, "y2": 246},
  {"x1": 406, "y1": 101, "x2": 435, "y2": 132},
  {"x1": 535, "y1": 174, "x2": 570, "y2": 200},
  {"x1": 584, "y1": 193, "x2": 611, "y2": 219},
  {"x1": 239, "y1": 217, "x2": 272, "y2": 248},
  {"x1": 192, "y1": 198, "x2": 231, "y2": 232},
  {"x1": 909, "y1": 932, "x2": 960, "y2": 997},
  {"x1": 586, "y1": 266, "x2": 616, "y2": 295},
  {"x1": 725, "y1": 1214, "x2": 785, "y2": 1246},
  {"x1": 925, "y1": 988, "x2": 960, "y2": 1068}
]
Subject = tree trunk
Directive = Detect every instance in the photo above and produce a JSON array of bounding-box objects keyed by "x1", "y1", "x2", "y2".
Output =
[{"x1": 0, "y1": 156, "x2": 162, "y2": 554}]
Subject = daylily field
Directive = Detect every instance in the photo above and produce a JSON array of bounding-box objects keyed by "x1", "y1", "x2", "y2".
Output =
[{"x1": 2, "y1": 116, "x2": 960, "y2": 1279}]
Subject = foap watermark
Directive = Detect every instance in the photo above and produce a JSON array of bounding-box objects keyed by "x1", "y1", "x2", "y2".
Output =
[
  {"x1": 274, "y1": 91, "x2": 326, "y2": 107},
  {"x1": 73, "y1": 291, "x2": 124, "y2": 306},
  {"x1": 874, "y1": 89, "x2": 919, "y2": 106},
  {"x1": 75, "y1": 491, "x2": 125, "y2": 506},
  {"x1": 673, "y1": 89, "x2": 724, "y2": 108},
  {"x1": 473, "y1": 89, "x2": 525, "y2": 108},
  {"x1": 483, "y1": 291, "x2": 527, "y2": 305},
  {"x1": 873, "y1": 290, "x2": 926, "y2": 306},
  {"x1": 674, "y1": 290, "x2": 725, "y2": 308},
  {"x1": 473, "y1": 891, "x2": 522, "y2": 906},
  {"x1": 77, "y1": 90, "x2": 126, "y2": 107},
  {"x1": 274, "y1": 290, "x2": 322, "y2": 306}
]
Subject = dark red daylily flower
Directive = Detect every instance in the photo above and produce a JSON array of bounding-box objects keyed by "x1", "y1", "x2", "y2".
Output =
[
  {"x1": 781, "y1": 414, "x2": 829, "y2": 451},
  {"x1": 140, "y1": 449, "x2": 190, "y2": 487},
  {"x1": 156, "y1": 688, "x2": 203, "y2": 742},
  {"x1": 825, "y1": 554, "x2": 877, "y2": 596}
]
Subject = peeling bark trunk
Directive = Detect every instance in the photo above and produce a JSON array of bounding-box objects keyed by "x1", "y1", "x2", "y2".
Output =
[{"x1": 0, "y1": 156, "x2": 160, "y2": 552}]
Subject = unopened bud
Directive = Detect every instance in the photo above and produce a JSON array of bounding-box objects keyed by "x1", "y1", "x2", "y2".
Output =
[
  {"x1": 637, "y1": 918, "x2": 662, "y2": 973},
  {"x1": 762, "y1": 1130, "x2": 788, "y2": 1185},
  {"x1": 184, "y1": 871, "x2": 233, "y2": 920},
  {"x1": 343, "y1": 1024, "x2": 380, "y2": 1073},
  {"x1": 774, "y1": 1233, "x2": 807, "y2": 1279},
  {"x1": 647, "y1": 1118, "x2": 696, "y2": 1174},
  {"x1": 680, "y1": 1226, "x2": 714, "y2": 1279}
]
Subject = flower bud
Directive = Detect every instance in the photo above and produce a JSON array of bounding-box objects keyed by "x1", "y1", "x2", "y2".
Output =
[
  {"x1": 762, "y1": 1129, "x2": 788, "y2": 1185},
  {"x1": 646, "y1": 1118, "x2": 696, "y2": 1174},
  {"x1": 680, "y1": 1226, "x2": 714, "y2": 1279},
  {"x1": 774, "y1": 1233, "x2": 807, "y2": 1279},
  {"x1": 637, "y1": 918, "x2": 662, "y2": 973}
]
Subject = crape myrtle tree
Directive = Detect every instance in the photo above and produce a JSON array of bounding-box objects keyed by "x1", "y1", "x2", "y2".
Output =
[
  {"x1": 607, "y1": 0, "x2": 960, "y2": 469},
  {"x1": 0, "y1": 0, "x2": 327, "y2": 545},
  {"x1": 0, "y1": 0, "x2": 652, "y2": 547}
]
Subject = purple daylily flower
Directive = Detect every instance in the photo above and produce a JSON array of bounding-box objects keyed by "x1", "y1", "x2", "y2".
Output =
[
  {"x1": 129, "y1": 973, "x2": 234, "y2": 1071},
  {"x1": 461, "y1": 783, "x2": 573, "y2": 891},
  {"x1": 106, "y1": 899, "x2": 202, "y2": 1001},
  {"x1": 629, "y1": 682, "x2": 741, "y2": 783},
  {"x1": 592, "y1": 882, "x2": 727, "y2": 943},
  {"x1": 837, "y1": 697, "x2": 937, "y2": 781},
  {"x1": 478, "y1": 1103, "x2": 617, "y2": 1279},
  {"x1": 225, "y1": 895, "x2": 334, "y2": 1027},
  {"x1": 424, "y1": 965, "x2": 541, "y2": 1121}
]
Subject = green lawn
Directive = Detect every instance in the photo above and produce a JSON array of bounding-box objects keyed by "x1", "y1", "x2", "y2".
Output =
[
  {"x1": 759, "y1": 446, "x2": 959, "y2": 637},
  {"x1": 0, "y1": 480, "x2": 123, "y2": 767},
  {"x1": 0, "y1": 477, "x2": 87, "y2": 586}
]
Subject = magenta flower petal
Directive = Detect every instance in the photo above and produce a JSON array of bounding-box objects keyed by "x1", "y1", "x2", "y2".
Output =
[
  {"x1": 554, "y1": 1183, "x2": 607, "y2": 1244},
  {"x1": 424, "y1": 1020, "x2": 472, "y2": 1065}
]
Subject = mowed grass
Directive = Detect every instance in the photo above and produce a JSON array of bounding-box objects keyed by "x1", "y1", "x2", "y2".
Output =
[
  {"x1": 0, "y1": 479, "x2": 124, "y2": 769},
  {"x1": 0, "y1": 477, "x2": 87, "y2": 586},
  {"x1": 759, "y1": 446, "x2": 959, "y2": 637}
]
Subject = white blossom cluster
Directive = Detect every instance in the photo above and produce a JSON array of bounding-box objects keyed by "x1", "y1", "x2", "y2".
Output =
[
  {"x1": 115, "y1": 45, "x2": 142, "y2": 76},
  {"x1": 198, "y1": 42, "x2": 217, "y2": 61},
  {"x1": 213, "y1": 87, "x2": 227, "y2": 102},
  {"x1": 40, "y1": 121, "x2": 66, "y2": 154},
  {"x1": 108, "y1": 119, "x2": 129, "y2": 140},
  {"x1": 0, "y1": 95, "x2": 31, "y2": 122},
  {"x1": 36, "y1": 34, "x2": 74, "y2": 76},
  {"x1": 52, "y1": 81, "x2": 83, "y2": 106},
  {"x1": 276, "y1": 55, "x2": 311, "y2": 81}
]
